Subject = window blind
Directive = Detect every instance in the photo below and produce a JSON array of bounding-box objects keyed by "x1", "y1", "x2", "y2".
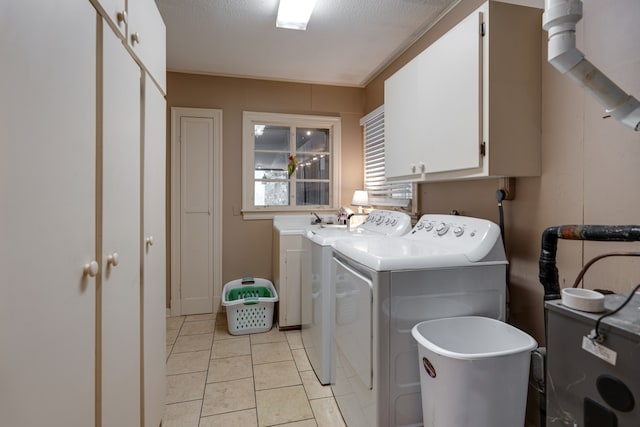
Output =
[{"x1": 360, "y1": 106, "x2": 412, "y2": 207}]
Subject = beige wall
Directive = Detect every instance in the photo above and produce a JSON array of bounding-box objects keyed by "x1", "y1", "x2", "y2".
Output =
[
  {"x1": 166, "y1": 2, "x2": 639, "y2": 422},
  {"x1": 165, "y1": 0, "x2": 640, "y2": 335},
  {"x1": 166, "y1": 73, "x2": 365, "y2": 302},
  {"x1": 364, "y1": 2, "x2": 640, "y2": 424},
  {"x1": 365, "y1": 0, "x2": 640, "y2": 342}
]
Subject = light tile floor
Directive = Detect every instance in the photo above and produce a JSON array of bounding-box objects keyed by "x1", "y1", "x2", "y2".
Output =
[{"x1": 163, "y1": 313, "x2": 346, "y2": 427}]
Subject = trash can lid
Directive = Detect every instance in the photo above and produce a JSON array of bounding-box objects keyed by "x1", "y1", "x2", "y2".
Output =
[{"x1": 411, "y1": 316, "x2": 537, "y2": 360}]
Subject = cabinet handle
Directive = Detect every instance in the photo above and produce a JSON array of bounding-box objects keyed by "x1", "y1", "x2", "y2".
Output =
[
  {"x1": 83, "y1": 260, "x2": 99, "y2": 277},
  {"x1": 145, "y1": 236, "x2": 154, "y2": 247},
  {"x1": 131, "y1": 32, "x2": 140, "y2": 45},
  {"x1": 107, "y1": 252, "x2": 120, "y2": 267},
  {"x1": 116, "y1": 10, "x2": 127, "y2": 26}
]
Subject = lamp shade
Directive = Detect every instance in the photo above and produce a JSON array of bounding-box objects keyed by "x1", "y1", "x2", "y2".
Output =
[{"x1": 351, "y1": 190, "x2": 369, "y2": 206}]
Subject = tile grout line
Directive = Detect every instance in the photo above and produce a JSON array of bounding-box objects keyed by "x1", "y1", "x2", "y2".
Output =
[
  {"x1": 196, "y1": 322, "x2": 216, "y2": 427},
  {"x1": 250, "y1": 323, "x2": 259, "y2": 427}
]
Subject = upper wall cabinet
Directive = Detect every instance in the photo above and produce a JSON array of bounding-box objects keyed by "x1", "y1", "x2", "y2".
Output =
[
  {"x1": 384, "y1": 1, "x2": 541, "y2": 182},
  {"x1": 128, "y1": 0, "x2": 167, "y2": 94}
]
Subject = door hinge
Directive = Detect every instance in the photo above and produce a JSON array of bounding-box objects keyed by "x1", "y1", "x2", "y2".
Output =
[
  {"x1": 481, "y1": 22, "x2": 485, "y2": 37},
  {"x1": 480, "y1": 142, "x2": 486, "y2": 157}
]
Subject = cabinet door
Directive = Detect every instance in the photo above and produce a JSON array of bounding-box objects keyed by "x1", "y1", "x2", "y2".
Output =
[
  {"x1": 384, "y1": 10, "x2": 482, "y2": 180},
  {"x1": 128, "y1": 0, "x2": 166, "y2": 94},
  {"x1": 420, "y1": 10, "x2": 482, "y2": 174},
  {"x1": 93, "y1": 0, "x2": 127, "y2": 39},
  {"x1": 142, "y1": 74, "x2": 167, "y2": 427},
  {"x1": 101, "y1": 22, "x2": 141, "y2": 427},
  {"x1": 283, "y1": 246, "x2": 303, "y2": 327},
  {"x1": 0, "y1": 1, "x2": 97, "y2": 426},
  {"x1": 385, "y1": 55, "x2": 424, "y2": 180}
]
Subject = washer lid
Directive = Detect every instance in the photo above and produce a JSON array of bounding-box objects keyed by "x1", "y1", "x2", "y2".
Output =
[
  {"x1": 333, "y1": 214, "x2": 507, "y2": 271},
  {"x1": 306, "y1": 209, "x2": 412, "y2": 246}
]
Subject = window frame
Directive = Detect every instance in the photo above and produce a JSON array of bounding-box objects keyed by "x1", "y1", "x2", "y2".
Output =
[{"x1": 242, "y1": 111, "x2": 341, "y2": 219}]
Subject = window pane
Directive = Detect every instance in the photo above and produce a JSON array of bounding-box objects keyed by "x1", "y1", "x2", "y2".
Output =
[
  {"x1": 254, "y1": 179, "x2": 289, "y2": 206},
  {"x1": 296, "y1": 128, "x2": 329, "y2": 152},
  {"x1": 255, "y1": 125, "x2": 290, "y2": 151},
  {"x1": 255, "y1": 151, "x2": 289, "y2": 176},
  {"x1": 296, "y1": 153, "x2": 330, "y2": 180},
  {"x1": 296, "y1": 181, "x2": 329, "y2": 206}
]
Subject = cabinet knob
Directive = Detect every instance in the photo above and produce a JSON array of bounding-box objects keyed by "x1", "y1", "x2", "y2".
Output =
[
  {"x1": 107, "y1": 252, "x2": 119, "y2": 267},
  {"x1": 419, "y1": 162, "x2": 426, "y2": 172},
  {"x1": 116, "y1": 10, "x2": 127, "y2": 25},
  {"x1": 411, "y1": 163, "x2": 416, "y2": 173},
  {"x1": 83, "y1": 260, "x2": 99, "y2": 277},
  {"x1": 131, "y1": 32, "x2": 140, "y2": 45},
  {"x1": 146, "y1": 236, "x2": 154, "y2": 247}
]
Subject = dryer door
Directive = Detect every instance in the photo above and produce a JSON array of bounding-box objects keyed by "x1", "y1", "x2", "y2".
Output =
[{"x1": 333, "y1": 257, "x2": 373, "y2": 389}]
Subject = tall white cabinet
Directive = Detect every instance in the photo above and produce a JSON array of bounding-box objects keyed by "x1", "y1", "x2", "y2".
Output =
[
  {"x1": 0, "y1": 1, "x2": 167, "y2": 426},
  {"x1": 1, "y1": 2, "x2": 97, "y2": 426},
  {"x1": 142, "y1": 74, "x2": 168, "y2": 427},
  {"x1": 101, "y1": 22, "x2": 143, "y2": 427}
]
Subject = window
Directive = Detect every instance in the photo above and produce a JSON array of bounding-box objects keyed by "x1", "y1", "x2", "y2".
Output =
[
  {"x1": 361, "y1": 106, "x2": 412, "y2": 207},
  {"x1": 242, "y1": 111, "x2": 341, "y2": 218}
]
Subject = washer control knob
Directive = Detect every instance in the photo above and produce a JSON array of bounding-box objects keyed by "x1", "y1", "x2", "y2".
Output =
[
  {"x1": 424, "y1": 221, "x2": 434, "y2": 231},
  {"x1": 436, "y1": 222, "x2": 449, "y2": 236},
  {"x1": 453, "y1": 227, "x2": 464, "y2": 237},
  {"x1": 376, "y1": 216, "x2": 384, "y2": 225},
  {"x1": 416, "y1": 222, "x2": 425, "y2": 230},
  {"x1": 390, "y1": 219, "x2": 397, "y2": 226}
]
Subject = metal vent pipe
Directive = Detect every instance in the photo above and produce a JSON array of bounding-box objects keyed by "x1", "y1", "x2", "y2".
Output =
[
  {"x1": 542, "y1": 0, "x2": 640, "y2": 131},
  {"x1": 539, "y1": 224, "x2": 640, "y2": 300}
]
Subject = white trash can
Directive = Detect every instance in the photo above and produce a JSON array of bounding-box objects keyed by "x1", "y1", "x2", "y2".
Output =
[{"x1": 411, "y1": 316, "x2": 537, "y2": 427}]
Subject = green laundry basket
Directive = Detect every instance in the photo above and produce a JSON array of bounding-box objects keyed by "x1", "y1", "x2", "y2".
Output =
[{"x1": 222, "y1": 278, "x2": 278, "y2": 335}]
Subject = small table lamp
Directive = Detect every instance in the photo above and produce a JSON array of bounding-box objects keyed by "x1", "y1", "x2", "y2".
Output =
[{"x1": 351, "y1": 189, "x2": 369, "y2": 213}]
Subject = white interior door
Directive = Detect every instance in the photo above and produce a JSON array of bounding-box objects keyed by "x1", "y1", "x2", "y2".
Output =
[
  {"x1": 101, "y1": 21, "x2": 141, "y2": 427},
  {"x1": 179, "y1": 116, "x2": 214, "y2": 314},
  {"x1": 1, "y1": 2, "x2": 97, "y2": 425},
  {"x1": 142, "y1": 75, "x2": 166, "y2": 427}
]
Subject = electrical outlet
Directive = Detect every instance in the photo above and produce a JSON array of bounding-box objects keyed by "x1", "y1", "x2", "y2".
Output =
[{"x1": 498, "y1": 177, "x2": 516, "y2": 200}]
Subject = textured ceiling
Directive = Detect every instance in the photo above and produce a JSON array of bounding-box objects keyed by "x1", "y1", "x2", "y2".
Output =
[{"x1": 156, "y1": 0, "x2": 462, "y2": 87}]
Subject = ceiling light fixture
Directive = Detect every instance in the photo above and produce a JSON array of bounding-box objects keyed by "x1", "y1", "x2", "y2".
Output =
[{"x1": 276, "y1": 0, "x2": 316, "y2": 31}]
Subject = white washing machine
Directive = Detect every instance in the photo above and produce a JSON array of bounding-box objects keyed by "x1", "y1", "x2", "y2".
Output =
[
  {"x1": 330, "y1": 214, "x2": 508, "y2": 427},
  {"x1": 301, "y1": 210, "x2": 412, "y2": 385}
]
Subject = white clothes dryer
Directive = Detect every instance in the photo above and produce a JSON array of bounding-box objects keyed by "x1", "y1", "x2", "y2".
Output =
[
  {"x1": 301, "y1": 210, "x2": 412, "y2": 385},
  {"x1": 330, "y1": 214, "x2": 508, "y2": 427}
]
